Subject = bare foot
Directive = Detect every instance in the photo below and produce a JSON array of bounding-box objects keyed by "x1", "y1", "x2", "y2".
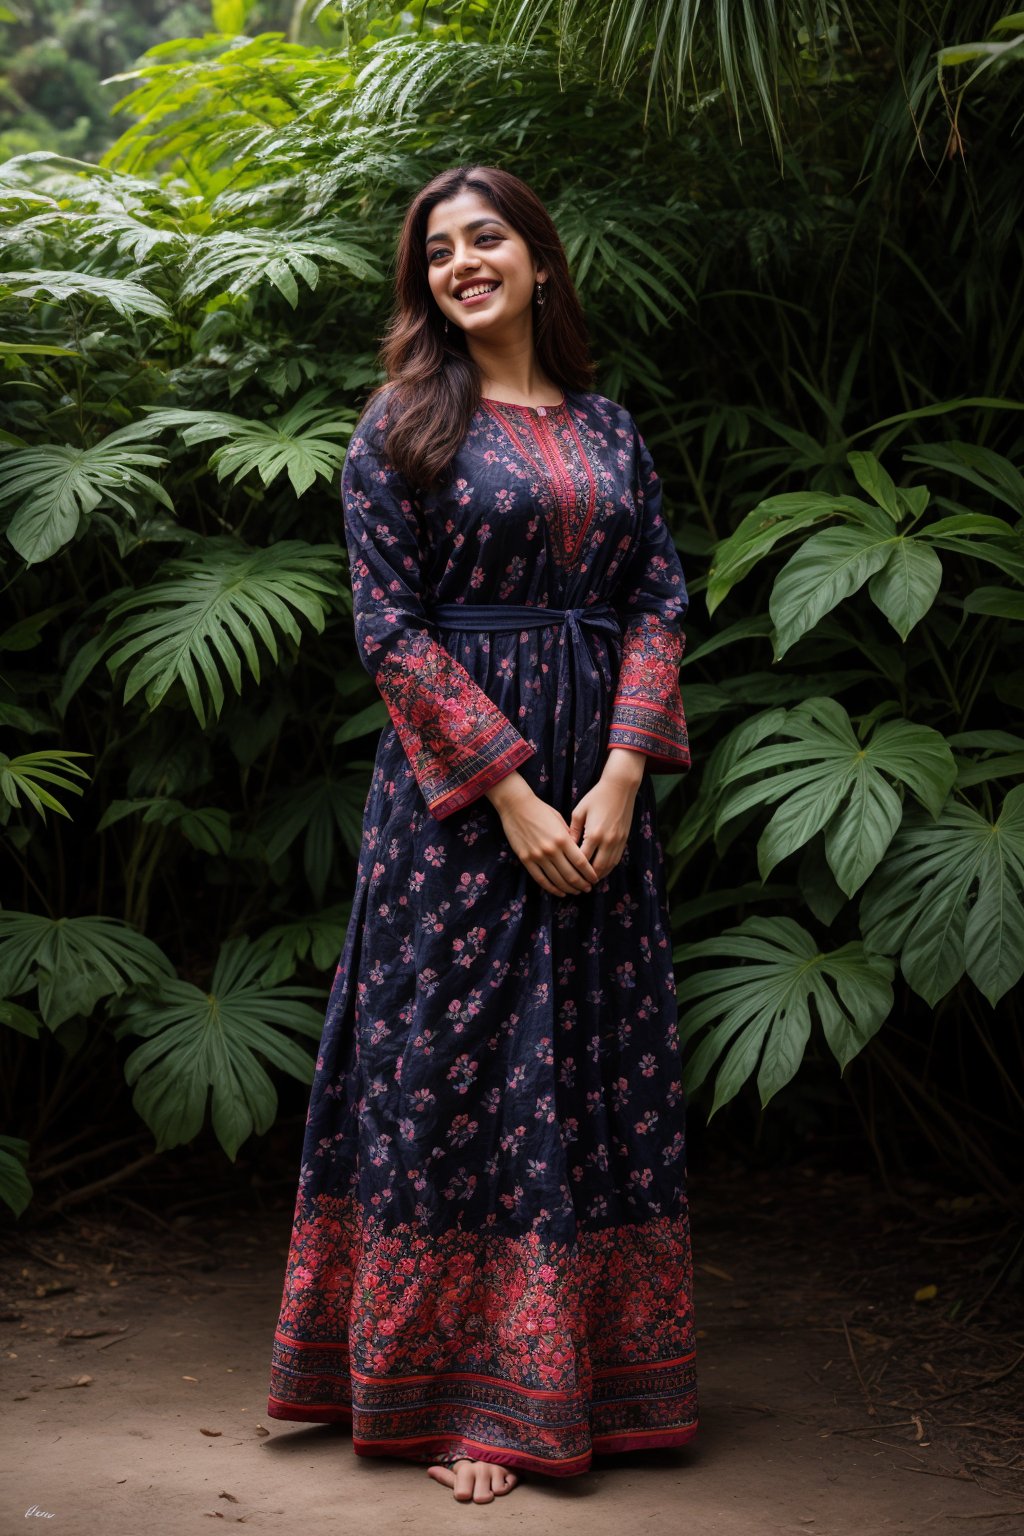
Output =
[{"x1": 427, "y1": 1458, "x2": 519, "y2": 1502}]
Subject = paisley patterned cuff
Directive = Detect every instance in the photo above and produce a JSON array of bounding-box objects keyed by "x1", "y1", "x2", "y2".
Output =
[
  {"x1": 375, "y1": 632, "x2": 536, "y2": 821},
  {"x1": 608, "y1": 613, "x2": 690, "y2": 771}
]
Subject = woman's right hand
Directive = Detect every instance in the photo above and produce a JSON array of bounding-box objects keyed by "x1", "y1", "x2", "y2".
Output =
[{"x1": 486, "y1": 772, "x2": 599, "y2": 897}]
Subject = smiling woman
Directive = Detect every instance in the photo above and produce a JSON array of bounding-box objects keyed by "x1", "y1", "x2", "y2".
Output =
[{"x1": 266, "y1": 166, "x2": 698, "y2": 1506}]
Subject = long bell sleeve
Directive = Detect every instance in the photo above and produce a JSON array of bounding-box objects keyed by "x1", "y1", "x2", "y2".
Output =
[
  {"x1": 607, "y1": 430, "x2": 692, "y2": 771},
  {"x1": 341, "y1": 414, "x2": 536, "y2": 821}
]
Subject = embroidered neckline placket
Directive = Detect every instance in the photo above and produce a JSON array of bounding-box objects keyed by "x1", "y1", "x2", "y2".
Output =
[{"x1": 481, "y1": 398, "x2": 598, "y2": 568}]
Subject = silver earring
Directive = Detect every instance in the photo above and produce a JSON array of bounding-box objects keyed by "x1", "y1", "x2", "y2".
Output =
[
  {"x1": 535, "y1": 282, "x2": 546, "y2": 306},
  {"x1": 444, "y1": 315, "x2": 449, "y2": 334}
]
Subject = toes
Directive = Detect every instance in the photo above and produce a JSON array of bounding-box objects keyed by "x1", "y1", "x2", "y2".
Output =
[{"x1": 453, "y1": 1462, "x2": 476, "y2": 1501}]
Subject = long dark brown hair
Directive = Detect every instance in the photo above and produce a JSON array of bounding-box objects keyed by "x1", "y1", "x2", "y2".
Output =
[{"x1": 371, "y1": 166, "x2": 595, "y2": 489}]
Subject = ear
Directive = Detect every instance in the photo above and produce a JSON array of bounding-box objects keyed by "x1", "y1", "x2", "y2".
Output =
[{"x1": 535, "y1": 264, "x2": 548, "y2": 286}]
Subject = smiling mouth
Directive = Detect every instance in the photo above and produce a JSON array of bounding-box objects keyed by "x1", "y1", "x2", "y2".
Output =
[{"x1": 456, "y1": 282, "x2": 500, "y2": 302}]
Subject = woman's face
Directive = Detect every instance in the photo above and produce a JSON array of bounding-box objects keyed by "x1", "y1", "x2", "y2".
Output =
[{"x1": 424, "y1": 187, "x2": 547, "y2": 341}]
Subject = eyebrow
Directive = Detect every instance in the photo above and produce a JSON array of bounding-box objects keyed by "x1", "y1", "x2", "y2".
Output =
[{"x1": 425, "y1": 216, "x2": 507, "y2": 247}]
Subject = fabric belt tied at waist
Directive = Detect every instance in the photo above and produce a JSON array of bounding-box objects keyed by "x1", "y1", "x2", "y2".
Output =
[
  {"x1": 427, "y1": 602, "x2": 623, "y2": 814},
  {"x1": 429, "y1": 601, "x2": 621, "y2": 638}
]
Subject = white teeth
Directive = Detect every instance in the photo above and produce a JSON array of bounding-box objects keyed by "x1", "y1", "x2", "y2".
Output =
[{"x1": 457, "y1": 283, "x2": 498, "y2": 300}]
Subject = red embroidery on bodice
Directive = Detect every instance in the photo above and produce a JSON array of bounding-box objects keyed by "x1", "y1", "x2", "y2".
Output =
[{"x1": 483, "y1": 399, "x2": 598, "y2": 569}]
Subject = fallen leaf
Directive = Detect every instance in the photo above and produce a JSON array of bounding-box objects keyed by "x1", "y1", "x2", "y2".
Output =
[
  {"x1": 200, "y1": 1427, "x2": 223, "y2": 1437},
  {"x1": 219, "y1": 1492, "x2": 240, "y2": 1502}
]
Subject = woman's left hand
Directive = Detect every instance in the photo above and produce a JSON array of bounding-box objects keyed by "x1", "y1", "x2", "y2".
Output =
[{"x1": 569, "y1": 751, "x2": 646, "y2": 880}]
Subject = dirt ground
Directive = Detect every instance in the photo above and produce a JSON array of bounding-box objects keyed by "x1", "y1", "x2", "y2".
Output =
[{"x1": 2, "y1": 1161, "x2": 1021, "y2": 1536}]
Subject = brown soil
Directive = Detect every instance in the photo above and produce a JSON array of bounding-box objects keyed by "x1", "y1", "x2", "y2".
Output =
[{"x1": 2, "y1": 1162, "x2": 1021, "y2": 1535}]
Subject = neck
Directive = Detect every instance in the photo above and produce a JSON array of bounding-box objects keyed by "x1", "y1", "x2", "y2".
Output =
[{"x1": 466, "y1": 325, "x2": 558, "y2": 404}]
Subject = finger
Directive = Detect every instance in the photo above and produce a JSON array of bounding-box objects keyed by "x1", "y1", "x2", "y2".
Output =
[
  {"x1": 427, "y1": 1465, "x2": 456, "y2": 1488},
  {"x1": 551, "y1": 849, "x2": 597, "y2": 891},
  {"x1": 532, "y1": 860, "x2": 575, "y2": 896},
  {"x1": 528, "y1": 866, "x2": 568, "y2": 897},
  {"x1": 495, "y1": 1468, "x2": 519, "y2": 1494}
]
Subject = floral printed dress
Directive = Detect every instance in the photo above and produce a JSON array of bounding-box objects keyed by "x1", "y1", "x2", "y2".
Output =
[{"x1": 266, "y1": 387, "x2": 699, "y2": 1477}]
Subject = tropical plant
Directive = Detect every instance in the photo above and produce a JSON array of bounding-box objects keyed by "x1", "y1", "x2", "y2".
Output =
[{"x1": 1, "y1": 0, "x2": 1021, "y2": 1214}]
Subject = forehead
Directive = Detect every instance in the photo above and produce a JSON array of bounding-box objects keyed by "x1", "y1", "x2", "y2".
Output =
[{"x1": 425, "y1": 188, "x2": 508, "y2": 241}]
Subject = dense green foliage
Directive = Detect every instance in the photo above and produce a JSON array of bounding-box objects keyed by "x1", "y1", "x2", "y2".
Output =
[{"x1": 2, "y1": 2, "x2": 1022, "y2": 1215}]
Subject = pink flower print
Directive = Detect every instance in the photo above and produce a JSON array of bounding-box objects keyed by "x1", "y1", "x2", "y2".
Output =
[
  {"x1": 616, "y1": 960, "x2": 638, "y2": 989},
  {"x1": 368, "y1": 1018, "x2": 391, "y2": 1047},
  {"x1": 639, "y1": 1053, "x2": 658, "y2": 1077},
  {"x1": 662, "y1": 1131, "x2": 685, "y2": 1165},
  {"x1": 447, "y1": 1054, "x2": 479, "y2": 1093},
  {"x1": 368, "y1": 1134, "x2": 392, "y2": 1167},
  {"x1": 526, "y1": 1159, "x2": 548, "y2": 1180},
  {"x1": 586, "y1": 1143, "x2": 609, "y2": 1172},
  {"x1": 534, "y1": 1094, "x2": 555, "y2": 1123},
  {"x1": 457, "y1": 872, "x2": 488, "y2": 903},
  {"x1": 634, "y1": 1110, "x2": 658, "y2": 1136},
  {"x1": 423, "y1": 844, "x2": 447, "y2": 869},
  {"x1": 533, "y1": 1037, "x2": 554, "y2": 1065},
  {"x1": 506, "y1": 1063, "x2": 527, "y2": 1091},
  {"x1": 629, "y1": 1167, "x2": 654, "y2": 1191},
  {"x1": 588, "y1": 1194, "x2": 609, "y2": 1218},
  {"x1": 443, "y1": 1169, "x2": 478, "y2": 1202},
  {"x1": 398, "y1": 1116, "x2": 416, "y2": 1141},
  {"x1": 447, "y1": 1114, "x2": 479, "y2": 1149},
  {"x1": 408, "y1": 1087, "x2": 436, "y2": 1113},
  {"x1": 498, "y1": 1184, "x2": 525, "y2": 1212},
  {"x1": 666, "y1": 1077, "x2": 684, "y2": 1107},
  {"x1": 558, "y1": 1056, "x2": 577, "y2": 1087}
]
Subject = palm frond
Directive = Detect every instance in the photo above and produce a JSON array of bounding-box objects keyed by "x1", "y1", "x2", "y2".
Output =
[
  {"x1": 0, "y1": 750, "x2": 92, "y2": 820},
  {"x1": 101, "y1": 537, "x2": 345, "y2": 727},
  {"x1": 0, "y1": 912, "x2": 175, "y2": 1030},
  {"x1": 0, "y1": 425, "x2": 173, "y2": 565},
  {"x1": 113, "y1": 936, "x2": 325, "y2": 1159},
  {"x1": 0, "y1": 269, "x2": 172, "y2": 319},
  {"x1": 142, "y1": 387, "x2": 356, "y2": 496}
]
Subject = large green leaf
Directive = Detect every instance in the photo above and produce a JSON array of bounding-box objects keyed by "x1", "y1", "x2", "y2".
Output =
[
  {"x1": 0, "y1": 750, "x2": 91, "y2": 819},
  {"x1": 0, "y1": 1136, "x2": 32, "y2": 1218},
  {"x1": 177, "y1": 230, "x2": 381, "y2": 306},
  {"x1": 677, "y1": 916, "x2": 895, "y2": 1116},
  {"x1": 257, "y1": 775, "x2": 368, "y2": 902},
  {"x1": 101, "y1": 538, "x2": 344, "y2": 727},
  {"x1": 0, "y1": 269, "x2": 171, "y2": 319},
  {"x1": 716, "y1": 698, "x2": 956, "y2": 896},
  {"x1": 0, "y1": 913, "x2": 174, "y2": 1029},
  {"x1": 114, "y1": 937, "x2": 325, "y2": 1159},
  {"x1": 0, "y1": 424, "x2": 173, "y2": 564},
  {"x1": 860, "y1": 786, "x2": 1024, "y2": 1006},
  {"x1": 706, "y1": 492, "x2": 886, "y2": 614},
  {"x1": 142, "y1": 388, "x2": 356, "y2": 497}
]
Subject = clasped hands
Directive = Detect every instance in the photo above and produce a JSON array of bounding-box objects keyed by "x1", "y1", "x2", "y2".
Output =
[{"x1": 485, "y1": 749, "x2": 646, "y2": 897}]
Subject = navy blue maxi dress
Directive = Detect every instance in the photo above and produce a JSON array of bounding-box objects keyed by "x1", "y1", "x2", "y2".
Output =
[{"x1": 266, "y1": 387, "x2": 699, "y2": 1477}]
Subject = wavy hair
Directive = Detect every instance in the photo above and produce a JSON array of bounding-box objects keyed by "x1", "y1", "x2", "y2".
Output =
[{"x1": 371, "y1": 166, "x2": 595, "y2": 489}]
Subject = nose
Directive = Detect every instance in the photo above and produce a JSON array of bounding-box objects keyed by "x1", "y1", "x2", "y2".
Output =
[{"x1": 452, "y1": 242, "x2": 481, "y2": 276}]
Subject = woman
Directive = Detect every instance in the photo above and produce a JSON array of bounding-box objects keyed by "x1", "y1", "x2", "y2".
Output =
[{"x1": 267, "y1": 165, "x2": 699, "y2": 1504}]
